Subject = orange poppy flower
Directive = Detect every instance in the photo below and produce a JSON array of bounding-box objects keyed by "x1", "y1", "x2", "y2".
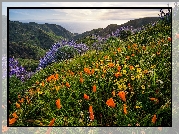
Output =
[
  {"x1": 152, "y1": 114, "x2": 157, "y2": 123},
  {"x1": 114, "y1": 72, "x2": 122, "y2": 78},
  {"x1": 70, "y1": 71, "x2": 75, "y2": 76},
  {"x1": 80, "y1": 77, "x2": 84, "y2": 83},
  {"x1": 12, "y1": 112, "x2": 18, "y2": 118},
  {"x1": 89, "y1": 105, "x2": 94, "y2": 120},
  {"x1": 90, "y1": 113, "x2": 94, "y2": 121},
  {"x1": 48, "y1": 118, "x2": 55, "y2": 126},
  {"x1": 91, "y1": 69, "x2": 95, "y2": 75},
  {"x1": 131, "y1": 54, "x2": 135, "y2": 57},
  {"x1": 18, "y1": 98, "x2": 24, "y2": 103},
  {"x1": 168, "y1": 37, "x2": 171, "y2": 42},
  {"x1": 149, "y1": 98, "x2": 156, "y2": 101},
  {"x1": 92, "y1": 85, "x2": 97, "y2": 92},
  {"x1": 55, "y1": 73, "x2": 59, "y2": 80},
  {"x1": 56, "y1": 99, "x2": 61, "y2": 109},
  {"x1": 118, "y1": 91, "x2": 126, "y2": 102},
  {"x1": 41, "y1": 81, "x2": 44, "y2": 87},
  {"x1": 117, "y1": 66, "x2": 122, "y2": 71},
  {"x1": 47, "y1": 76, "x2": 52, "y2": 82},
  {"x1": 149, "y1": 98, "x2": 159, "y2": 104},
  {"x1": 108, "y1": 63, "x2": 114, "y2": 68},
  {"x1": 123, "y1": 104, "x2": 127, "y2": 114},
  {"x1": 84, "y1": 94, "x2": 89, "y2": 100},
  {"x1": 129, "y1": 65, "x2": 134, "y2": 70},
  {"x1": 84, "y1": 67, "x2": 91, "y2": 75},
  {"x1": 16, "y1": 102, "x2": 20, "y2": 108},
  {"x1": 89, "y1": 105, "x2": 93, "y2": 114},
  {"x1": 9, "y1": 118, "x2": 17, "y2": 125},
  {"x1": 133, "y1": 43, "x2": 137, "y2": 48},
  {"x1": 66, "y1": 82, "x2": 70, "y2": 88},
  {"x1": 117, "y1": 47, "x2": 121, "y2": 52},
  {"x1": 29, "y1": 89, "x2": 34, "y2": 96},
  {"x1": 106, "y1": 98, "x2": 115, "y2": 108},
  {"x1": 128, "y1": 45, "x2": 131, "y2": 49},
  {"x1": 51, "y1": 75, "x2": 55, "y2": 80},
  {"x1": 143, "y1": 70, "x2": 148, "y2": 74}
]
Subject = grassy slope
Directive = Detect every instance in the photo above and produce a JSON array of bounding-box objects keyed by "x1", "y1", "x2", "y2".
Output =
[{"x1": 9, "y1": 21, "x2": 171, "y2": 127}]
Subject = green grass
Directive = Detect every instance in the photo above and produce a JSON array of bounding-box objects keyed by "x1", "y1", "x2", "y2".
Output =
[{"x1": 8, "y1": 21, "x2": 171, "y2": 127}]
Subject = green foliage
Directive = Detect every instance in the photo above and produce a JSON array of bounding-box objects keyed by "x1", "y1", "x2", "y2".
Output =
[
  {"x1": 56, "y1": 45, "x2": 78, "y2": 61},
  {"x1": 119, "y1": 30, "x2": 132, "y2": 40},
  {"x1": 17, "y1": 58, "x2": 39, "y2": 72},
  {"x1": 9, "y1": 42, "x2": 46, "y2": 60},
  {"x1": 8, "y1": 20, "x2": 171, "y2": 127},
  {"x1": 9, "y1": 21, "x2": 73, "y2": 54}
]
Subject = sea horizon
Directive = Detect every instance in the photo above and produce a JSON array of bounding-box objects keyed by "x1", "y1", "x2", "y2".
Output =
[{"x1": 9, "y1": 19, "x2": 131, "y2": 34}]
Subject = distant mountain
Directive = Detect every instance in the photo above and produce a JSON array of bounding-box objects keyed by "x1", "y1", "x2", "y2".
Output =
[
  {"x1": 8, "y1": 16, "x2": 159, "y2": 61},
  {"x1": 9, "y1": 20, "x2": 75, "y2": 50},
  {"x1": 73, "y1": 17, "x2": 160, "y2": 41}
]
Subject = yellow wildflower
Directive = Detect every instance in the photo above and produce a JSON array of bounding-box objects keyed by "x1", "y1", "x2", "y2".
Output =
[
  {"x1": 137, "y1": 68, "x2": 142, "y2": 73},
  {"x1": 136, "y1": 75, "x2": 141, "y2": 79},
  {"x1": 131, "y1": 76, "x2": 135, "y2": 80},
  {"x1": 141, "y1": 85, "x2": 145, "y2": 90},
  {"x1": 122, "y1": 70, "x2": 127, "y2": 75}
]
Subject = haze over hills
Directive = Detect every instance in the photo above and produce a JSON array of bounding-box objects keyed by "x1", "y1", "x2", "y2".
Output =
[
  {"x1": 7, "y1": 16, "x2": 159, "y2": 63},
  {"x1": 73, "y1": 17, "x2": 159, "y2": 41}
]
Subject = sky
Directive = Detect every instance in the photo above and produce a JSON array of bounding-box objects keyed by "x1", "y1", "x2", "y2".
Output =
[
  {"x1": 2, "y1": 2, "x2": 174, "y2": 33},
  {"x1": 3, "y1": 2, "x2": 174, "y2": 20},
  {"x1": 8, "y1": 8, "x2": 167, "y2": 22}
]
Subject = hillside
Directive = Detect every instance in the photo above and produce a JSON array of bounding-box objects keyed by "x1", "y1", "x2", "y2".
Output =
[
  {"x1": 9, "y1": 42, "x2": 46, "y2": 60},
  {"x1": 9, "y1": 21, "x2": 75, "y2": 50},
  {"x1": 8, "y1": 16, "x2": 160, "y2": 72},
  {"x1": 8, "y1": 17, "x2": 159, "y2": 61},
  {"x1": 73, "y1": 17, "x2": 159, "y2": 41},
  {"x1": 8, "y1": 19, "x2": 172, "y2": 127}
]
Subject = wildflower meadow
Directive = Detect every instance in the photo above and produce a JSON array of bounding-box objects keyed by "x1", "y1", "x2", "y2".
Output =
[{"x1": 6, "y1": 7, "x2": 173, "y2": 129}]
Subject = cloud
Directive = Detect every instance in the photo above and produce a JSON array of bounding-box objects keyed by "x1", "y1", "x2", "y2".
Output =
[
  {"x1": 52, "y1": 14, "x2": 61, "y2": 16},
  {"x1": 98, "y1": 9, "x2": 160, "y2": 20}
]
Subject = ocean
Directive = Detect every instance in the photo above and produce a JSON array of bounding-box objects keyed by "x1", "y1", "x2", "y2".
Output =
[
  {"x1": 55, "y1": 20, "x2": 130, "y2": 34},
  {"x1": 21, "y1": 20, "x2": 130, "y2": 34}
]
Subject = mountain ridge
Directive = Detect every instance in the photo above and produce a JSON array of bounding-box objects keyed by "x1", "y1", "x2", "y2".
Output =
[
  {"x1": 7, "y1": 16, "x2": 160, "y2": 63},
  {"x1": 73, "y1": 17, "x2": 159, "y2": 41}
]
